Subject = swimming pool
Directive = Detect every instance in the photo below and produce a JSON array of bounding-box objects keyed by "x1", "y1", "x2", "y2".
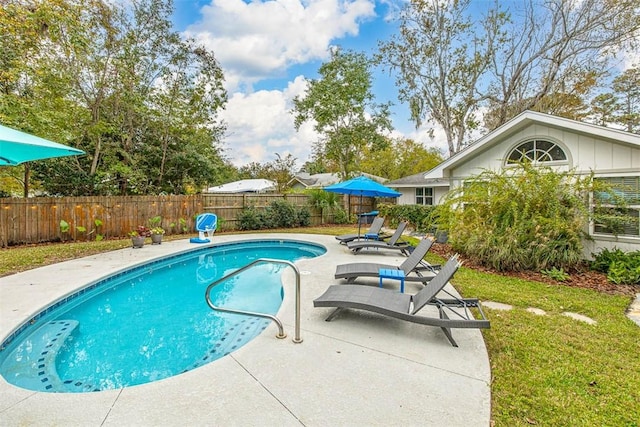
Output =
[{"x1": 0, "y1": 239, "x2": 325, "y2": 393}]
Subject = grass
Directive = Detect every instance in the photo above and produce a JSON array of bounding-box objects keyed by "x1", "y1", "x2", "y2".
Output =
[
  {"x1": 453, "y1": 266, "x2": 640, "y2": 426},
  {"x1": 1, "y1": 226, "x2": 639, "y2": 426}
]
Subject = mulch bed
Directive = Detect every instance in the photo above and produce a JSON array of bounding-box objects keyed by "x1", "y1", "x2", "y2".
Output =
[{"x1": 430, "y1": 243, "x2": 639, "y2": 297}]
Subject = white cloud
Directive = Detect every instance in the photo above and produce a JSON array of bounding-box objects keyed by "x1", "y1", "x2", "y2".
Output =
[
  {"x1": 182, "y1": 0, "x2": 377, "y2": 166},
  {"x1": 185, "y1": 0, "x2": 376, "y2": 91},
  {"x1": 221, "y1": 76, "x2": 320, "y2": 167}
]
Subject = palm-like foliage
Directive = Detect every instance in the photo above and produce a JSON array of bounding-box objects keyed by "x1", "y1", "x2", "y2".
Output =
[{"x1": 436, "y1": 163, "x2": 599, "y2": 271}]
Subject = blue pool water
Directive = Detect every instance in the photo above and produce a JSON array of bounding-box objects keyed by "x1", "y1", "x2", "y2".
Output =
[{"x1": 0, "y1": 240, "x2": 325, "y2": 393}]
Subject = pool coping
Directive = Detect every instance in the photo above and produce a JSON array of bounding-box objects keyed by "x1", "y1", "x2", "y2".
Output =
[{"x1": 0, "y1": 233, "x2": 491, "y2": 426}]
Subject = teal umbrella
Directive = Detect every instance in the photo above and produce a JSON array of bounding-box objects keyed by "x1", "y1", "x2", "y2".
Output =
[
  {"x1": 324, "y1": 175, "x2": 401, "y2": 198},
  {"x1": 0, "y1": 124, "x2": 84, "y2": 166},
  {"x1": 325, "y1": 175, "x2": 401, "y2": 236}
]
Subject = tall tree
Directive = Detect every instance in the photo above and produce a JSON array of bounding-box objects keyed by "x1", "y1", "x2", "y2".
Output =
[
  {"x1": 1, "y1": 0, "x2": 229, "y2": 196},
  {"x1": 590, "y1": 93, "x2": 620, "y2": 126},
  {"x1": 378, "y1": 0, "x2": 639, "y2": 156},
  {"x1": 612, "y1": 67, "x2": 640, "y2": 133},
  {"x1": 238, "y1": 162, "x2": 269, "y2": 180},
  {"x1": 292, "y1": 48, "x2": 392, "y2": 179},
  {"x1": 263, "y1": 153, "x2": 297, "y2": 193},
  {"x1": 0, "y1": 0, "x2": 89, "y2": 196},
  {"x1": 486, "y1": 0, "x2": 638, "y2": 129},
  {"x1": 378, "y1": 0, "x2": 506, "y2": 156},
  {"x1": 234, "y1": 154, "x2": 297, "y2": 192},
  {"x1": 360, "y1": 138, "x2": 443, "y2": 180}
]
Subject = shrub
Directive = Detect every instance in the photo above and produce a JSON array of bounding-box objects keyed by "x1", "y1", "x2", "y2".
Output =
[
  {"x1": 332, "y1": 207, "x2": 349, "y2": 224},
  {"x1": 436, "y1": 163, "x2": 596, "y2": 272},
  {"x1": 590, "y1": 247, "x2": 627, "y2": 273},
  {"x1": 267, "y1": 199, "x2": 298, "y2": 228},
  {"x1": 608, "y1": 261, "x2": 640, "y2": 285},
  {"x1": 541, "y1": 267, "x2": 570, "y2": 282},
  {"x1": 237, "y1": 206, "x2": 264, "y2": 230},
  {"x1": 592, "y1": 248, "x2": 640, "y2": 285},
  {"x1": 377, "y1": 203, "x2": 437, "y2": 231},
  {"x1": 237, "y1": 200, "x2": 311, "y2": 230},
  {"x1": 296, "y1": 206, "x2": 311, "y2": 226},
  {"x1": 306, "y1": 189, "x2": 343, "y2": 224}
]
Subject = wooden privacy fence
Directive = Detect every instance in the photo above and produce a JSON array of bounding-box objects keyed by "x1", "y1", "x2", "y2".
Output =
[
  {"x1": 0, "y1": 193, "x2": 376, "y2": 246},
  {"x1": 0, "y1": 195, "x2": 202, "y2": 247}
]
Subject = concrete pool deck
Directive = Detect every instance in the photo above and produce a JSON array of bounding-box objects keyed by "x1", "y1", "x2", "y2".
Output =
[{"x1": 0, "y1": 234, "x2": 491, "y2": 426}]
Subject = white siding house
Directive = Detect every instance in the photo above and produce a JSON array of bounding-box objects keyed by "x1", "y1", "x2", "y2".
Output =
[{"x1": 387, "y1": 111, "x2": 640, "y2": 255}]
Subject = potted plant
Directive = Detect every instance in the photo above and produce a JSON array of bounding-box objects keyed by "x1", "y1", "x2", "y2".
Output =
[
  {"x1": 129, "y1": 225, "x2": 151, "y2": 248},
  {"x1": 150, "y1": 226, "x2": 165, "y2": 245}
]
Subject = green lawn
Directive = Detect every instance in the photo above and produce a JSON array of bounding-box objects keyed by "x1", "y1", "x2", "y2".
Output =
[
  {"x1": 1, "y1": 227, "x2": 639, "y2": 426},
  {"x1": 452, "y1": 264, "x2": 640, "y2": 426}
]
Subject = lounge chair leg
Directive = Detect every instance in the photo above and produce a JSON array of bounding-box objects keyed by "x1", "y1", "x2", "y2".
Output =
[
  {"x1": 325, "y1": 308, "x2": 344, "y2": 322},
  {"x1": 439, "y1": 308, "x2": 458, "y2": 347}
]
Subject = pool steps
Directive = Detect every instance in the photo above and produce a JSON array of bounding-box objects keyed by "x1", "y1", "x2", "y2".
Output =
[
  {"x1": 206, "y1": 258, "x2": 304, "y2": 342},
  {"x1": 0, "y1": 320, "x2": 78, "y2": 392},
  {"x1": 186, "y1": 317, "x2": 270, "y2": 372}
]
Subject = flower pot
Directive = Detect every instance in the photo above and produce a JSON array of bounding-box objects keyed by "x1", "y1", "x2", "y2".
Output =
[
  {"x1": 131, "y1": 236, "x2": 145, "y2": 248},
  {"x1": 151, "y1": 234, "x2": 163, "y2": 245}
]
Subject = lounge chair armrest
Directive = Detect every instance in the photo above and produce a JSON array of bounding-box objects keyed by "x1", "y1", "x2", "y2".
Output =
[{"x1": 415, "y1": 263, "x2": 441, "y2": 272}]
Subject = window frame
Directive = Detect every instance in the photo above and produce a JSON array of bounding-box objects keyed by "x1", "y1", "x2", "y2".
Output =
[
  {"x1": 415, "y1": 187, "x2": 434, "y2": 206},
  {"x1": 504, "y1": 139, "x2": 569, "y2": 167},
  {"x1": 592, "y1": 176, "x2": 640, "y2": 238}
]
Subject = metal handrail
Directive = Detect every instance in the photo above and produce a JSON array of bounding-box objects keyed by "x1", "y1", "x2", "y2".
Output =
[{"x1": 204, "y1": 258, "x2": 303, "y2": 343}]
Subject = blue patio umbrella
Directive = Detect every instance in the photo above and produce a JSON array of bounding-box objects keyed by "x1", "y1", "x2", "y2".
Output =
[
  {"x1": 0, "y1": 124, "x2": 84, "y2": 166},
  {"x1": 324, "y1": 175, "x2": 401, "y2": 236}
]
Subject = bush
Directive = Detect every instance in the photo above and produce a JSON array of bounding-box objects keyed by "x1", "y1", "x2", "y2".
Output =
[
  {"x1": 267, "y1": 199, "x2": 298, "y2": 228},
  {"x1": 306, "y1": 189, "x2": 343, "y2": 224},
  {"x1": 296, "y1": 206, "x2": 311, "y2": 226},
  {"x1": 237, "y1": 200, "x2": 311, "y2": 230},
  {"x1": 590, "y1": 247, "x2": 627, "y2": 273},
  {"x1": 377, "y1": 203, "x2": 437, "y2": 231},
  {"x1": 237, "y1": 206, "x2": 265, "y2": 230},
  {"x1": 592, "y1": 248, "x2": 640, "y2": 285},
  {"x1": 541, "y1": 267, "x2": 570, "y2": 282},
  {"x1": 332, "y1": 207, "x2": 350, "y2": 224},
  {"x1": 608, "y1": 261, "x2": 640, "y2": 285},
  {"x1": 436, "y1": 163, "x2": 595, "y2": 272}
]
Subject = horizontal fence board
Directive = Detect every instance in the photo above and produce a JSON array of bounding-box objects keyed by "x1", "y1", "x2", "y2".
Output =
[{"x1": 0, "y1": 193, "x2": 374, "y2": 246}]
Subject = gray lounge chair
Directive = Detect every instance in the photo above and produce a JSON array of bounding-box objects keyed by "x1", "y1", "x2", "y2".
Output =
[
  {"x1": 315, "y1": 254, "x2": 490, "y2": 347},
  {"x1": 335, "y1": 216, "x2": 387, "y2": 245},
  {"x1": 335, "y1": 237, "x2": 438, "y2": 284},
  {"x1": 347, "y1": 221, "x2": 410, "y2": 255}
]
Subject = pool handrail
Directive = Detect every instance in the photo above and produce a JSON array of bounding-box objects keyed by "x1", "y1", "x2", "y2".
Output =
[{"x1": 204, "y1": 258, "x2": 303, "y2": 343}]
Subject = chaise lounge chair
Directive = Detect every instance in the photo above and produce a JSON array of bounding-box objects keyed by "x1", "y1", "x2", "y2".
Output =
[
  {"x1": 315, "y1": 254, "x2": 490, "y2": 347},
  {"x1": 335, "y1": 237, "x2": 438, "y2": 284},
  {"x1": 347, "y1": 221, "x2": 411, "y2": 255},
  {"x1": 335, "y1": 216, "x2": 388, "y2": 245},
  {"x1": 190, "y1": 213, "x2": 217, "y2": 243}
]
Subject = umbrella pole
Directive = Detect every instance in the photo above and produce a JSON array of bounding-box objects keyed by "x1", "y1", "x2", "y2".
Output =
[{"x1": 357, "y1": 193, "x2": 363, "y2": 238}]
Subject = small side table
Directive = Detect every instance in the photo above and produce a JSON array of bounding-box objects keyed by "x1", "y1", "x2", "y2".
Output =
[{"x1": 378, "y1": 268, "x2": 405, "y2": 293}]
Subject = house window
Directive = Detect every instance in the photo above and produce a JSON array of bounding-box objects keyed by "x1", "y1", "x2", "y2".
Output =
[
  {"x1": 593, "y1": 177, "x2": 640, "y2": 237},
  {"x1": 506, "y1": 139, "x2": 567, "y2": 165},
  {"x1": 416, "y1": 187, "x2": 433, "y2": 205}
]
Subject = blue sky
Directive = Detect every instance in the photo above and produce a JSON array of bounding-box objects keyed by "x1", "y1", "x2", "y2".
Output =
[
  {"x1": 169, "y1": 0, "x2": 638, "y2": 168},
  {"x1": 170, "y1": 0, "x2": 439, "y2": 168}
]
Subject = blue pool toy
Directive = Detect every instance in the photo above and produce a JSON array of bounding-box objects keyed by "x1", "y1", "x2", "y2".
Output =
[{"x1": 190, "y1": 213, "x2": 217, "y2": 243}]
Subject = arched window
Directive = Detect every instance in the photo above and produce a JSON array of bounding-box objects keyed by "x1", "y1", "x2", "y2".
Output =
[{"x1": 506, "y1": 139, "x2": 567, "y2": 165}]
